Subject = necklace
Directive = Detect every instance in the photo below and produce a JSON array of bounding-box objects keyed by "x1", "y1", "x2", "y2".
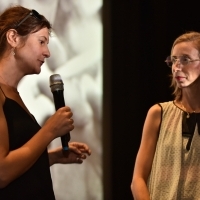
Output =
[{"x1": 181, "y1": 101, "x2": 196, "y2": 118}]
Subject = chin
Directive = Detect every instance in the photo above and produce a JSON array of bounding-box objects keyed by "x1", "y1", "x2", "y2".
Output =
[
  {"x1": 176, "y1": 82, "x2": 184, "y2": 88},
  {"x1": 178, "y1": 81, "x2": 198, "y2": 88},
  {"x1": 34, "y1": 68, "x2": 41, "y2": 74},
  {"x1": 177, "y1": 82, "x2": 189, "y2": 88},
  {"x1": 27, "y1": 69, "x2": 41, "y2": 75}
]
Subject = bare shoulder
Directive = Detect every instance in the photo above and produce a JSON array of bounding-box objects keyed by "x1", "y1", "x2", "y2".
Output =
[
  {"x1": 142, "y1": 104, "x2": 162, "y2": 139},
  {"x1": 147, "y1": 104, "x2": 162, "y2": 119}
]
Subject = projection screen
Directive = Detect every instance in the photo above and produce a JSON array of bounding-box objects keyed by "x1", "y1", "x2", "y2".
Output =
[{"x1": 0, "y1": 0, "x2": 103, "y2": 199}]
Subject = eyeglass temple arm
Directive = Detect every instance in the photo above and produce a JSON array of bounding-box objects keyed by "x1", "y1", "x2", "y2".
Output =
[{"x1": 15, "y1": 13, "x2": 32, "y2": 28}]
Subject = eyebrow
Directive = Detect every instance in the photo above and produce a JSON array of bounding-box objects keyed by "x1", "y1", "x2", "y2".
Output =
[
  {"x1": 171, "y1": 54, "x2": 190, "y2": 57},
  {"x1": 39, "y1": 36, "x2": 49, "y2": 44}
]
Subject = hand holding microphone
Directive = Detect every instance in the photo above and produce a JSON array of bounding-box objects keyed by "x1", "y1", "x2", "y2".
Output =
[{"x1": 49, "y1": 74, "x2": 72, "y2": 151}]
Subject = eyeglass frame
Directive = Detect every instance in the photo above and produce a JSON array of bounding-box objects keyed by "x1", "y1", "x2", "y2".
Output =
[
  {"x1": 165, "y1": 55, "x2": 200, "y2": 68},
  {"x1": 15, "y1": 9, "x2": 42, "y2": 28}
]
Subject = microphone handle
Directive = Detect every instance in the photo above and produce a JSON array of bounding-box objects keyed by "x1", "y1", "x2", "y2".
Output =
[{"x1": 52, "y1": 90, "x2": 71, "y2": 151}]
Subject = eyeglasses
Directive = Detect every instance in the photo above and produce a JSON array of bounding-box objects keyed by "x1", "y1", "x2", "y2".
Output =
[
  {"x1": 15, "y1": 9, "x2": 42, "y2": 28},
  {"x1": 165, "y1": 56, "x2": 200, "y2": 67}
]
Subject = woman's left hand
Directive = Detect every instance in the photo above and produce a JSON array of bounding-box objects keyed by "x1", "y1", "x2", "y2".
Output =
[{"x1": 48, "y1": 142, "x2": 91, "y2": 166}]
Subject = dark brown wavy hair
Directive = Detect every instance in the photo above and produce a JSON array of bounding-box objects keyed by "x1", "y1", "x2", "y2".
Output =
[{"x1": 0, "y1": 5, "x2": 52, "y2": 58}]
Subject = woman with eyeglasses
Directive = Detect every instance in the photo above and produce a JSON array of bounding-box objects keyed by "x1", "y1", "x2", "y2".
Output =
[
  {"x1": 0, "y1": 5, "x2": 91, "y2": 199},
  {"x1": 131, "y1": 31, "x2": 200, "y2": 200}
]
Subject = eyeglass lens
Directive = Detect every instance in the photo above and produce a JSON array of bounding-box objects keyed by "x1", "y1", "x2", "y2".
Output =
[{"x1": 165, "y1": 56, "x2": 190, "y2": 67}]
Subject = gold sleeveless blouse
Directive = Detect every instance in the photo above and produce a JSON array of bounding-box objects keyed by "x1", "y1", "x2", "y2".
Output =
[{"x1": 148, "y1": 101, "x2": 200, "y2": 200}]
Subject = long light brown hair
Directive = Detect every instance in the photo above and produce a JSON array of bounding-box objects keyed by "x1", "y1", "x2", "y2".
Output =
[{"x1": 170, "y1": 31, "x2": 200, "y2": 101}]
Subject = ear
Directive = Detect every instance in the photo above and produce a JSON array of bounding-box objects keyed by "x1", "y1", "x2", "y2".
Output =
[{"x1": 6, "y1": 29, "x2": 20, "y2": 48}]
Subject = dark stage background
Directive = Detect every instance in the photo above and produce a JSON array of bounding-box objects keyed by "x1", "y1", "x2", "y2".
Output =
[{"x1": 103, "y1": 1, "x2": 200, "y2": 200}]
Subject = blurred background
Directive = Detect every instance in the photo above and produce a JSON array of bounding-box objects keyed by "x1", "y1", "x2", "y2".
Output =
[{"x1": 1, "y1": 0, "x2": 200, "y2": 199}]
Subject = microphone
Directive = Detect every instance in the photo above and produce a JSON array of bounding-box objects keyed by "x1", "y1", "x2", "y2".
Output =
[{"x1": 49, "y1": 74, "x2": 71, "y2": 151}]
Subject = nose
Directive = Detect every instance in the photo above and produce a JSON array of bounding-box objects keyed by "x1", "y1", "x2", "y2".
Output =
[
  {"x1": 174, "y1": 58, "x2": 182, "y2": 65},
  {"x1": 43, "y1": 46, "x2": 50, "y2": 58},
  {"x1": 172, "y1": 59, "x2": 182, "y2": 72}
]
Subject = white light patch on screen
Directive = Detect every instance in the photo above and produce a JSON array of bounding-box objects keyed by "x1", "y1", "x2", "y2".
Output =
[{"x1": 0, "y1": 0, "x2": 103, "y2": 199}]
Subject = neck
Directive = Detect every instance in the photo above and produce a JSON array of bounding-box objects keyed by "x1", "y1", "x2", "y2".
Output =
[
  {"x1": 0, "y1": 59, "x2": 21, "y2": 88},
  {"x1": 181, "y1": 87, "x2": 200, "y2": 112},
  {"x1": 180, "y1": 76, "x2": 200, "y2": 110}
]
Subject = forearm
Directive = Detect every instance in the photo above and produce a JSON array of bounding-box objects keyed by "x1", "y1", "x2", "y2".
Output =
[
  {"x1": 0, "y1": 128, "x2": 54, "y2": 188},
  {"x1": 131, "y1": 178, "x2": 150, "y2": 200}
]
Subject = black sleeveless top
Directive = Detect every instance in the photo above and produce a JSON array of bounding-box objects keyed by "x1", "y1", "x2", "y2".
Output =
[{"x1": 0, "y1": 88, "x2": 55, "y2": 200}]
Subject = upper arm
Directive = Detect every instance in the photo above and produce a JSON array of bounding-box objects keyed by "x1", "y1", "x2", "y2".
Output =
[{"x1": 133, "y1": 104, "x2": 162, "y2": 182}]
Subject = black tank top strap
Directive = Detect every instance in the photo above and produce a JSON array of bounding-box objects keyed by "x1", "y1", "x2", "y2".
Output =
[{"x1": 0, "y1": 85, "x2": 6, "y2": 98}]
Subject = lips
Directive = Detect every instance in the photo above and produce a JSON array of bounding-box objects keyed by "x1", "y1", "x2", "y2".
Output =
[
  {"x1": 175, "y1": 76, "x2": 186, "y2": 81},
  {"x1": 39, "y1": 60, "x2": 44, "y2": 65}
]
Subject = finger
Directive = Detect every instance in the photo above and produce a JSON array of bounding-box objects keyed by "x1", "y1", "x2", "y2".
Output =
[
  {"x1": 71, "y1": 143, "x2": 87, "y2": 148},
  {"x1": 69, "y1": 146, "x2": 82, "y2": 155},
  {"x1": 60, "y1": 106, "x2": 71, "y2": 112},
  {"x1": 69, "y1": 118, "x2": 74, "y2": 123},
  {"x1": 78, "y1": 148, "x2": 92, "y2": 155},
  {"x1": 80, "y1": 154, "x2": 87, "y2": 159},
  {"x1": 69, "y1": 143, "x2": 91, "y2": 155},
  {"x1": 76, "y1": 157, "x2": 83, "y2": 164},
  {"x1": 73, "y1": 143, "x2": 90, "y2": 151}
]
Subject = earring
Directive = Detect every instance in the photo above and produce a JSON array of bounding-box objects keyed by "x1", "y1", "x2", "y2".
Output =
[{"x1": 12, "y1": 48, "x2": 15, "y2": 56}]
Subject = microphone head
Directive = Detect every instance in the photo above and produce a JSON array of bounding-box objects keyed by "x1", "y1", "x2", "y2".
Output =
[{"x1": 49, "y1": 74, "x2": 64, "y2": 92}]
